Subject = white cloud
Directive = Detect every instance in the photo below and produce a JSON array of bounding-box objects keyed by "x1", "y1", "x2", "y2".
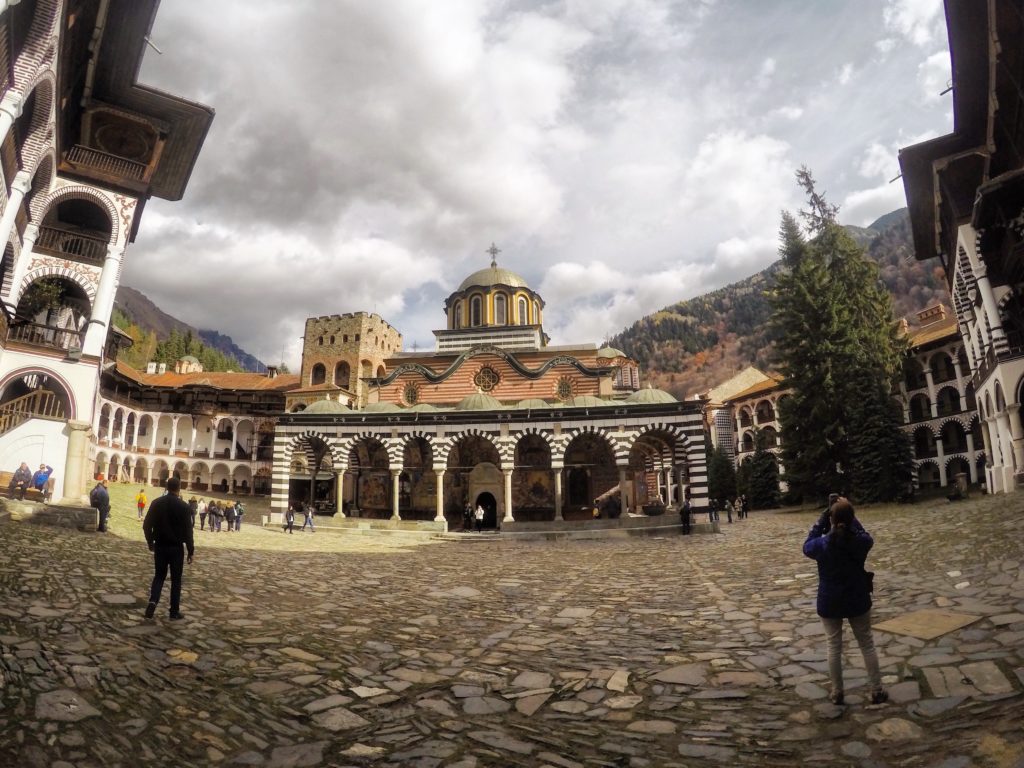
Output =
[
  {"x1": 841, "y1": 183, "x2": 908, "y2": 227},
  {"x1": 875, "y1": 37, "x2": 897, "y2": 55},
  {"x1": 883, "y1": 0, "x2": 944, "y2": 46},
  {"x1": 124, "y1": 0, "x2": 956, "y2": 363},
  {"x1": 918, "y1": 50, "x2": 952, "y2": 102}
]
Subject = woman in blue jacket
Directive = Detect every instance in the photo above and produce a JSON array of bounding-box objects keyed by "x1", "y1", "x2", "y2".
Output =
[{"x1": 803, "y1": 497, "x2": 887, "y2": 706}]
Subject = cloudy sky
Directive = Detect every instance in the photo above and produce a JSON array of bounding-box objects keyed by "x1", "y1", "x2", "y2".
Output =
[{"x1": 131, "y1": 0, "x2": 952, "y2": 369}]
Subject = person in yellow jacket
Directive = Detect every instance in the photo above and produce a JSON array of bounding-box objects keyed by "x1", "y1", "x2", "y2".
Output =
[{"x1": 135, "y1": 487, "x2": 148, "y2": 520}]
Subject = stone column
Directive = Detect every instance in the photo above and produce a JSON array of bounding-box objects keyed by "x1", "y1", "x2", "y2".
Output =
[
  {"x1": 209, "y1": 421, "x2": 219, "y2": 457},
  {"x1": 169, "y1": 418, "x2": 179, "y2": 458},
  {"x1": 145, "y1": 465, "x2": 153, "y2": 486},
  {"x1": 666, "y1": 466, "x2": 675, "y2": 507},
  {"x1": 0, "y1": 89, "x2": 23, "y2": 156},
  {"x1": 5, "y1": 222, "x2": 37, "y2": 309},
  {"x1": 82, "y1": 243, "x2": 126, "y2": 357},
  {"x1": 390, "y1": 468, "x2": 401, "y2": 520},
  {"x1": 502, "y1": 468, "x2": 514, "y2": 523},
  {"x1": 434, "y1": 469, "x2": 446, "y2": 522},
  {"x1": 335, "y1": 470, "x2": 346, "y2": 518},
  {"x1": 1005, "y1": 404, "x2": 1024, "y2": 473},
  {"x1": 130, "y1": 417, "x2": 139, "y2": 451},
  {"x1": 974, "y1": 268, "x2": 1009, "y2": 350},
  {"x1": 552, "y1": 465, "x2": 563, "y2": 521},
  {"x1": 229, "y1": 419, "x2": 238, "y2": 460},
  {"x1": 965, "y1": 430, "x2": 978, "y2": 483},
  {"x1": 619, "y1": 468, "x2": 628, "y2": 517},
  {"x1": 0, "y1": 171, "x2": 31, "y2": 277},
  {"x1": 188, "y1": 422, "x2": 197, "y2": 456},
  {"x1": 150, "y1": 419, "x2": 159, "y2": 454},
  {"x1": 60, "y1": 420, "x2": 92, "y2": 504},
  {"x1": 924, "y1": 369, "x2": 937, "y2": 418},
  {"x1": 936, "y1": 438, "x2": 947, "y2": 486}
]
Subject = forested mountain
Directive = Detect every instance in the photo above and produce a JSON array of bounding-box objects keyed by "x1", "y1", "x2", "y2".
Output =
[
  {"x1": 609, "y1": 208, "x2": 948, "y2": 398},
  {"x1": 112, "y1": 285, "x2": 266, "y2": 372}
]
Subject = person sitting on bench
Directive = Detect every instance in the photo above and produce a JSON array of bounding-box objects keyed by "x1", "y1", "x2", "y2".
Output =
[
  {"x1": 8, "y1": 462, "x2": 32, "y2": 499},
  {"x1": 32, "y1": 464, "x2": 53, "y2": 499}
]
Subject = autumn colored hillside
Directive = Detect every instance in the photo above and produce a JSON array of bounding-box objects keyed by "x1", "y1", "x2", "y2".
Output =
[{"x1": 609, "y1": 208, "x2": 948, "y2": 398}]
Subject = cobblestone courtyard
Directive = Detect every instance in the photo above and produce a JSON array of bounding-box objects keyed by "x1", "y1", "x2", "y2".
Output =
[{"x1": 1, "y1": 493, "x2": 1023, "y2": 767}]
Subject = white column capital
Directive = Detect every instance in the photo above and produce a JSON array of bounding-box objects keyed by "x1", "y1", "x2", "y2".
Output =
[
  {"x1": 10, "y1": 169, "x2": 31, "y2": 196},
  {"x1": 0, "y1": 90, "x2": 24, "y2": 120}
]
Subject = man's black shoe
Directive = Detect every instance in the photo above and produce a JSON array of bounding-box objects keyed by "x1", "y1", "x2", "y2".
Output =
[
  {"x1": 144, "y1": 602, "x2": 156, "y2": 619},
  {"x1": 168, "y1": 612, "x2": 185, "y2": 621}
]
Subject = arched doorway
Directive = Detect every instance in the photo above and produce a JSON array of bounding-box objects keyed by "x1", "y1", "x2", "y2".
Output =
[{"x1": 474, "y1": 491, "x2": 498, "y2": 529}]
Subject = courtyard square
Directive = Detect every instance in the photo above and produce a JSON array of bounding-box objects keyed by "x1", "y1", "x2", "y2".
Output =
[{"x1": 0, "y1": 494, "x2": 1022, "y2": 767}]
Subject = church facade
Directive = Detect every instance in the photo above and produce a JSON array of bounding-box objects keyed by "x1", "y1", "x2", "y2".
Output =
[{"x1": 271, "y1": 255, "x2": 709, "y2": 530}]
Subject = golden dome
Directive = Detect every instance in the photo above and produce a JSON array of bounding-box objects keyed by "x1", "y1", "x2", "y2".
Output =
[{"x1": 457, "y1": 265, "x2": 530, "y2": 292}]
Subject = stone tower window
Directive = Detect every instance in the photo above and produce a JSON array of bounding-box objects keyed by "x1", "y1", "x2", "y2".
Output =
[
  {"x1": 330, "y1": 335, "x2": 335, "y2": 344},
  {"x1": 518, "y1": 297, "x2": 528, "y2": 325},
  {"x1": 556, "y1": 376, "x2": 574, "y2": 401},
  {"x1": 311, "y1": 363, "x2": 326, "y2": 385},
  {"x1": 317, "y1": 336, "x2": 323, "y2": 345},
  {"x1": 474, "y1": 366, "x2": 500, "y2": 392},
  {"x1": 334, "y1": 361, "x2": 350, "y2": 388},
  {"x1": 403, "y1": 383, "x2": 419, "y2": 405}
]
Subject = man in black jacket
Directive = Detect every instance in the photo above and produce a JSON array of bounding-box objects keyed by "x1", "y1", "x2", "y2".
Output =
[{"x1": 142, "y1": 477, "x2": 195, "y2": 620}]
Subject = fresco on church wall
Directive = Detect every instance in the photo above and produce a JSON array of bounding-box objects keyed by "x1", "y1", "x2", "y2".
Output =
[
  {"x1": 358, "y1": 472, "x2": 390, "y2": 510},
  {"x1": 513, "y1": 470, "x2": 553, "y2": 510}
]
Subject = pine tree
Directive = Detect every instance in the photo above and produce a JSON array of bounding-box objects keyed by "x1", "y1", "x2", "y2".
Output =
[
  {"x1": 770, "y1": 169, "x2": 912, "y2": 503},
  {"x1": 707, "y1": 444, "x2": 736, "y2": 503},
  {"x1": 747, "y1": 428, "x2": 781, "y2": 509}
]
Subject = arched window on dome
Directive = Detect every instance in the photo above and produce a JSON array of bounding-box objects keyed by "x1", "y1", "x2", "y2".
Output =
[
  {"x1": 470, "y1": 295, "x2": 482, "y2": 326},
  {"x1": 494, "y1": 293, "x2": 507, "y2": 325},
  {"x1": 518, "y1": 297, "x2": 528, "y2": 325},
  {"x1": 533, "y1": 300, "x2": 540, "y2": 325},
  {"x1": 453, "y1": 301, "x2": 462, "y2": 329}
]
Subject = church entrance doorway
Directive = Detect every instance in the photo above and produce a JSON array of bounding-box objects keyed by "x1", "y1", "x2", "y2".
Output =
[{"x1": 474, "y1": 492, "x2": 498, "y2": 529}]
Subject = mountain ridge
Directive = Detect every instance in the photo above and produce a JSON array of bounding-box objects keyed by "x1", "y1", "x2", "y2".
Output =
[
  {"x1": 609, "y1": 207, "x2": 948, "y2": 398},
  {"x1": 113, "y1": 285, "x2": 266, "y2": 372}
]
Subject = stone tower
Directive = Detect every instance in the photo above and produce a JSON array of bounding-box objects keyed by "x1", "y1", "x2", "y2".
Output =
[{"x1": 301, "y1": 313, "x2": 402, "y2": 407}]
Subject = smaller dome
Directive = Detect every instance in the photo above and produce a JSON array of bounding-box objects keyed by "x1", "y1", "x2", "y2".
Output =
[
  {"x1": 597, "y1": 346, "x2": 626, "y2": 359},
  {"x1": 364, "y1": 402, "x2": 403, "y2": 413},
  {"x1": 304, "y1": 399, "x2": 351, "y2": 414},
  {"x1": 407, "y1": 403, "x2": 438, "y2": 412},
  {"x1": 180, "y1": 355, "x2": 200, "y2": 363},
  {"x1": 455, "y1": 392, "x2": 503, "y2": 411},
  {"x1": 567, "y1": 395, "x2": 611, "y2": 408},
  {"x1": 625, "y1": 387, "x2": 677, "y2": 405},
  {"x1": 516, "y1": 398, "x2": 551, "y2": 409}
]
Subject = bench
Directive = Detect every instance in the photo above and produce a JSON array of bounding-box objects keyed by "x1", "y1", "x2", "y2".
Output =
[{"x1": 0, "y1": 470, "x2": 55, "y2": 502}]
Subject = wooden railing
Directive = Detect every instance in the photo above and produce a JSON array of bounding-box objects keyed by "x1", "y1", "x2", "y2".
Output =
[
  {"x1": 65, "y1": 145, "x2": 148, "y2": 182},
  {"x1": 0, "y1": 389, "x2": 66, "y2": 437},
  {"x1": 35, "y1": 225, "x2": 108, "y2": 264},
  {"x1": 7, "y1": 321, "x2": 83, "y2": 352}
]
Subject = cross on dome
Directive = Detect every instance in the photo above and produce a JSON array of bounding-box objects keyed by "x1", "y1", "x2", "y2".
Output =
[{"x1": 486, "y1": 242, "x2": 501, "y2": 267}]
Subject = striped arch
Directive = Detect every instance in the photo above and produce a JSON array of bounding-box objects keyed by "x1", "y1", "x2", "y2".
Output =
[
  {"x1": 344, "y1": 431, "x2": 392, "y2": 469},
  {"x1": 943, "y1": 454, "x2": 970, "y2": 468},
  {"x1": 36, "y1": 185, "x2": 120, "y2": 244},
  {"x1": 626, "y1": 422, "x2": 691, "y2": 461},
  {"x1": 26, "y1": 150, "x2": 56, "y2": 222},
  {"x1": 280, "y1": 430, "x2": 345, "y2": 468},
  {"x1": 400, "y1": 431, "x2": 435, "y2": 468},
  {"x1": 11, "y1": 0, "x2": 60, "y2": 90},
  {"x1": 17, "y1": 72, "x2": 55, "y2": 171},
  {"x1": 435, "y1": 428, "x2": 502, "y2": 467},
  {"x1": 18, "y1": 263, "x2": 97, "y2": 305},
  {"x1": 562, "y1": 426, "x2": 627, "y2": 465},
  {"x1": 938, "y1": 415, "x2": 970, "y2": 433}
]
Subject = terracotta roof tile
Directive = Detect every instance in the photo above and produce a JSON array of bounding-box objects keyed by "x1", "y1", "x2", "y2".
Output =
[
  {"x1": 115, "y1": 361, "x2": 300, "y2": 392},
  {"x1": 909, "y1": 317, "x2": 959, "y2": 348},
  {"x1": 725, "y1": 373, "x2": 786, "y2": 403}
]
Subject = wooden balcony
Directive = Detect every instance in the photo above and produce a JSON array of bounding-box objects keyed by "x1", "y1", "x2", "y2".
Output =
[
  {"x1": 63, "y1": 145, "x2": 150, "y2": 190},
  {"x1": 7, "y1": 321, "x2": 83, "y2": 353},
  {"x1": 35, "y1": 225, "x2": 108, "y2": 265}
]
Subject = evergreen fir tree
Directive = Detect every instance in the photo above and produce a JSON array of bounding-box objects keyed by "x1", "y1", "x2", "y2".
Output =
[
  {"x1": 707, "y1": 444, "x2": 736, "y2": 503},
  {"x1": 747, "y1": 428, "x2": 781, "y2": 509},
  {"x1": 770, "y1": 169, "x2": 912, "y2": 503}
]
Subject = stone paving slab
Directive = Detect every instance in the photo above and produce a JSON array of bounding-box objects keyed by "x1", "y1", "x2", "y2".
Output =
[
  {"x1": 0, "y1": 492, "x2": 1023, "y2": 766},
  {"x1": 874, "y1": 608, "x2": 983, "y2": 640}
]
